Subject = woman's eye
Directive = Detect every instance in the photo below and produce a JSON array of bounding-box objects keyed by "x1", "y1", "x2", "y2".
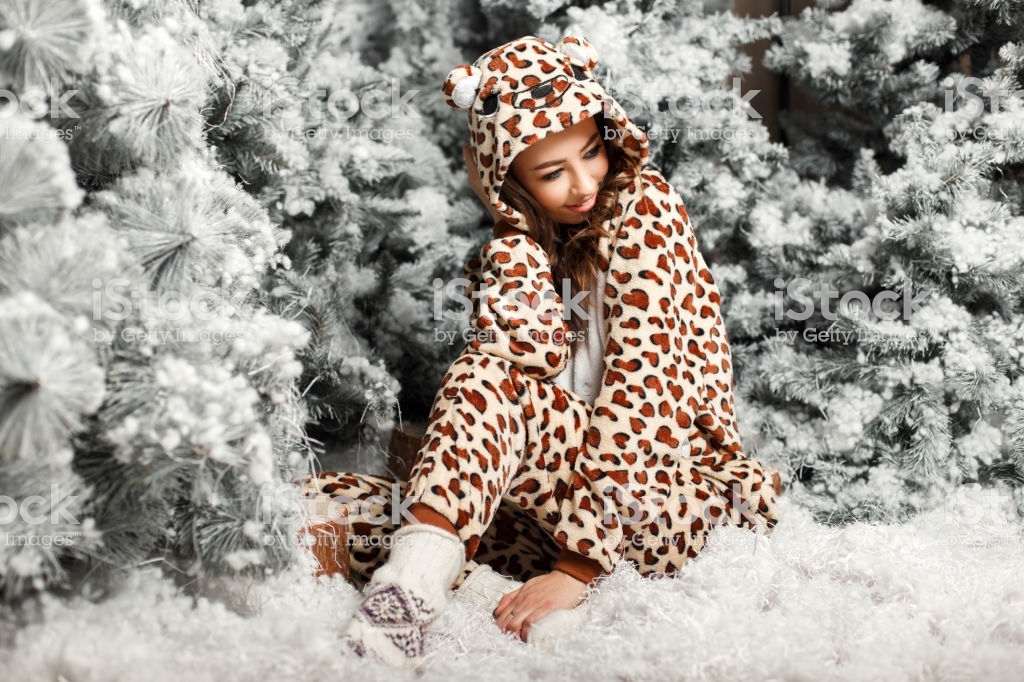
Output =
[
  {"x1": 585, "y1": 145, "x2": 601, "y2": 158},
  {"x1": 542, "y1": 170, "x2": 561, "y2": 181}
]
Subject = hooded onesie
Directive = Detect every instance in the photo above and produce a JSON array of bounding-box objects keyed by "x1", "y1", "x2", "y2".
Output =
[{"x1": 299, "y1": 36, "x2": 781, "y2": 587}]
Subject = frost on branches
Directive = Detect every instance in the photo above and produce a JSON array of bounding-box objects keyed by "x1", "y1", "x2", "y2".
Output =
[
  {"x1": 0, "y1": 0, "x2": 314, "y2": 602},
  {"x1": 0, "y1": 0, "x2": 478, "y2": 605}
]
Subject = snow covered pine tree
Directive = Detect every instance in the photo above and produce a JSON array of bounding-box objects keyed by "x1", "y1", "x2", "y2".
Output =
[{"x1": 733, "y1": 0, "x2": 1024, "y2": 522}]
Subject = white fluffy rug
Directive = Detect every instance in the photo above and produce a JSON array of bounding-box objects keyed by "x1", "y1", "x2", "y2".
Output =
[{"x1": 4, "y1": 495, "x2": 1023, "y2": 682}]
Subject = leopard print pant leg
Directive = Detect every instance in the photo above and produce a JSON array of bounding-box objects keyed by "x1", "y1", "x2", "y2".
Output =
[
  {"x1": 294, "y1": 469, "x2": 559, "y2": 588},
  {"x1": 295, "y1": 472, "x2": 406, "y2": 589},
  {"x1": 403, "y1": 349, "x2": 593, "y2": 563},
  {"x1": 470, "y1": 500, "x2": 562, "y2": 581}
]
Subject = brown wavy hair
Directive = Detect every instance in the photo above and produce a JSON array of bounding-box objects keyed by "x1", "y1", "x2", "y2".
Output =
[{"x1": 500, "y1": 114, "x2": 643, "y2": 344}]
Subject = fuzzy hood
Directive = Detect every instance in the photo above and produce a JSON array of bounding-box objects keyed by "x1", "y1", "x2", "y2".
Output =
[{"x1": 442, "y1": 35, "x2": 649, "y2": 229}]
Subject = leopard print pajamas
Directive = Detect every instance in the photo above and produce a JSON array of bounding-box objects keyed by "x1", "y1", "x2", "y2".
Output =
[{"x1": 298, "y1": 36, "x2": 781, "y2": 587}]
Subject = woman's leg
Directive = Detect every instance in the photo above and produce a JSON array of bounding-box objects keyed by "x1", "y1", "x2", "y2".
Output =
[
  {"x1": 471, "y1": 500, "x2": 562, "y2": 582},
  {"x1": 341, "y1": 349, "x2": 593, "y2": 668},
  {"x1": 296, "y1": 472, "x2": 418, "y2": 589},
  {"x1": 618, "y1": 455, "x2": 781, "y2": 577},
  {"x1": 401, "y1": 349, "x2": 593, "y2": 561},
  {"x1": 293, "y1": 474, "x2": 565, "y2": 590},
  {"x1": 393, "y1": 348, "x2": 780, "y2": 581},
  {"x1": 299, "y1": 358, "x2": 779, "y2": 587}
]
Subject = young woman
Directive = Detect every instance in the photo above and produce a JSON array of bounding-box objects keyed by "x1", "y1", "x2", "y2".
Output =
[{"x1": 303, "y1": 35, "x2": 782, "y2": 670}]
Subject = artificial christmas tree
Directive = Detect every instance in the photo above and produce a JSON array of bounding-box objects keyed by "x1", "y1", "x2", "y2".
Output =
[
  {"x1": 0, "y1": 0, "x2": 312, "y2": 600},
  {"x1": 0, "y1": 0, "x2": 491, "y2": 605},
  {"x1": 731, "y1": 0, "x2": 1024, "y2": 522}
]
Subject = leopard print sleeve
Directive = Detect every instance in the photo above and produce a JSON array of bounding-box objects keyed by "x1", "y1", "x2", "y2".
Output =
[{"x1": 467, "y1": 233, "x2": 571, "y2": 379}]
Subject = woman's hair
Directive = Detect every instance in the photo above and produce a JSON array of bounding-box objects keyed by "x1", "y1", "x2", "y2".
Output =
[{"x1": 500, "y1": 114, "x2": 643, "y2": 343}]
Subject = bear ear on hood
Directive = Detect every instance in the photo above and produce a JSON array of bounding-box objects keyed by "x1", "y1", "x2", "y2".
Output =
[
  {"x1": 442, "y1": 64, "x2": 482, "y2": 109},
  {"x1": 556, "y1": 35, "x2": 598, "y2": 71}
]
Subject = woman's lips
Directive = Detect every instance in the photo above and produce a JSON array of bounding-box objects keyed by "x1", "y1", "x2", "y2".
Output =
[{"x1": 566, "y1": 194, "x2": 596, "y2": 213}]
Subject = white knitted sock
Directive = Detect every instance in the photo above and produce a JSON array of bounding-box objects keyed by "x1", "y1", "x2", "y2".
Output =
[
  {"x1": 528, "y1": 604, "x2": 590, "y2": 650},
  {"x1": 454, "y1": 563, "x2": 522, "y2": 612},
  {"x1": 341, "y1": 523, "x2": 465, "y2": 669}
]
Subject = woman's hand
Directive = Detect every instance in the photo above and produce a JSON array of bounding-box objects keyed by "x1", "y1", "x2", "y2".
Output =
[
  {"x1": 492, "y1": 570, "x2": 588, "y2": 642},
  {"x1": 463, "y1": 144, "x2": 513, "y2": 228}
]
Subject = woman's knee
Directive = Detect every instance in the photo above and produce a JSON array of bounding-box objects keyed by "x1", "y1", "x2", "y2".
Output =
[{"x1": 440, "y1": 350, "x2": 521, "y2": 402}]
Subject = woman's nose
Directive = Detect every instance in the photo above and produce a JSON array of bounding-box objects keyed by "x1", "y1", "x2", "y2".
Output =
[{"x1": 571, "y1": 169, "x2": 598, "y2": 195}]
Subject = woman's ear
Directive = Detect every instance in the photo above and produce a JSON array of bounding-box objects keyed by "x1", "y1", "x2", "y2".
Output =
[
  {"x1": 442, "y1": 64, "x2": 482, "y2": 109},
  {"x1": 557, "y1": 36, "x2": 598, "y2": 71}
]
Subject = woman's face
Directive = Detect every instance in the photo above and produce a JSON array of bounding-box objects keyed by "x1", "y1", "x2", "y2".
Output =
[{"x1": 510, "y1": 117, "x2": 609, "y2": 225}]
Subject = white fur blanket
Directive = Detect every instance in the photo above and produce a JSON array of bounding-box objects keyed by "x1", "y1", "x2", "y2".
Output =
[{"x1": 4, "y1": 496, "x2": 1023, "y2": 682}]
